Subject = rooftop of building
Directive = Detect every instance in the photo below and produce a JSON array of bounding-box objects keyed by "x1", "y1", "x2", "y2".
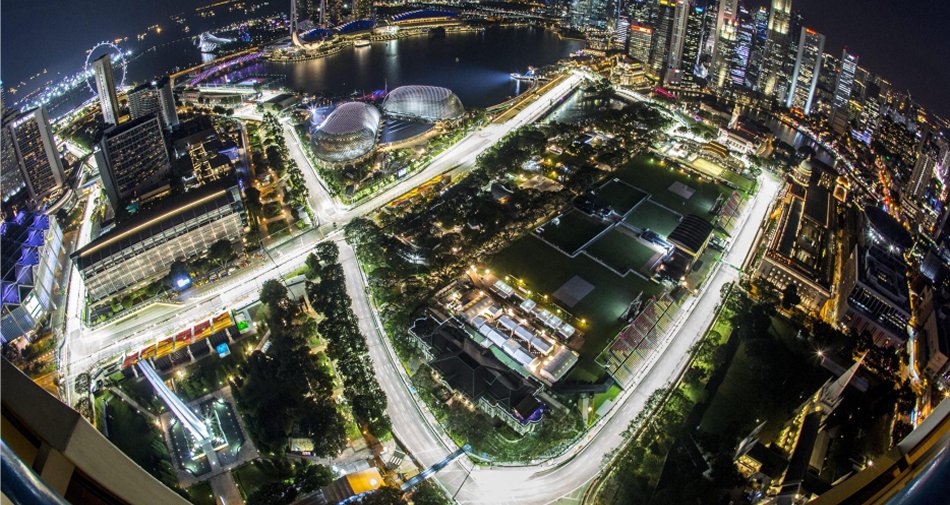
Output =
[
  {"x1": 72, "y1": 178, "x2": 242, "y2": 269},
  {"x1": 864, "y1": 205, "x2": 913, "y2": 251},
  {"x1": 416, "y1": 318, "x2": 543, "y2": 423},
  {"x1": 667, "y1": 214, "x2": 714, "y2": 256},
  {"x1": 766, "y1": 167, "x2": 837, "y2": 288},
  {"x1": 855, "y1": 242, "x2": 910, "y2": 310}
]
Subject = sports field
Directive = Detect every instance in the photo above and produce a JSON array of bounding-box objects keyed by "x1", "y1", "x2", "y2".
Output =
[{"x1": 536, "y1": 209, "x2": 610, "y2": 255}]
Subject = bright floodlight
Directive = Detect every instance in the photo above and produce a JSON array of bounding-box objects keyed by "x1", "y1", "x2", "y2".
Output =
[{"x1": 382, "y1": 85, "x2": 464, "y2": 122}]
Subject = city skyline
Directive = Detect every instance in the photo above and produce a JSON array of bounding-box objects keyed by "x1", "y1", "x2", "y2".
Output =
[{"x1": 2, "y1": 2, "x2": 949, "y2": 505}]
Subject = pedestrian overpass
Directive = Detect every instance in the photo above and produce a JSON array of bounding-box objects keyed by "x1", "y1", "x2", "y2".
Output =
[{"x1": 137, "y1": 361, "x2": 210, "y2": 441}]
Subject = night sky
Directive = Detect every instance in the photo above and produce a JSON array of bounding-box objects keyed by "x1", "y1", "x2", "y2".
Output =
[{"x1": 2, "y1": 0, "x2": 949, "y2": 117}]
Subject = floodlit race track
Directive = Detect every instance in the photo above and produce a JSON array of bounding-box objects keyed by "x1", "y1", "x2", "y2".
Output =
[
  {"x1": 62, "y1": 71, "x2": 783, "y2": 504},
  {"x1": 341, "y1": 175, "x2": 781, "y2": 504}
]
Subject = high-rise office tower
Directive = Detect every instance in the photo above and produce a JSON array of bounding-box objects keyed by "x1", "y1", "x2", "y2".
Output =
[
  {"x1": 1, "y1": 111, "x2": 27, "y2": 202},
  {"x1": 127, "y1": 77, "x2": 179, "y2": 130},
  {"x1": 571, "y1": 0, "x2": 610, "y2": 30},
  {"x1": 4, "y1": 106, "x2": 64, "y2": 202},
  {"x1": 832, "y1": 50, "x2": 858, "y2": 111},
  {"x1": 708, "y1": 0, "x2": 738, "y2": 56},
  {"x1": 614, "y1": 16, "x2": 631, "y2": 50},
  {"x1": 831, "y1": 49, "x2": 859, "y2": 130},
  {"x1": 787, "y1": 28, "x2": 825, "y2": 114},
  {"x1": 95, "y1": 115, "x2": 172, "y2": 211},
  {"x1": 681, "y1": 3, "x2": 706, "y2": 79},
  {"x1": 92, "y1": 54, "x2": 120, "y2": 126},
  {"x1": 759, "y1": 0, "x2": 793, "y2": 99},
  {"x1": 908, "y1": 137, "x2": 949, "y2": 201},
  {"x1": 753, "y1": 6, "x2": 769, "y2": 42},
  {"x1": 731, "y1": 10, "x2": 755, "y2": 87},
  {"x1": 710, "y1": 18, "x2": 737, "y2": 89},
  {"x1": 664, "y1": 0, "x2": 691, "y2": 83},
  {"x1": 628, "y1": 24, "x2": 654, "y2": 64},
  {"x1": 649, "y1": 0, "x2": 676, "y2": 76}
]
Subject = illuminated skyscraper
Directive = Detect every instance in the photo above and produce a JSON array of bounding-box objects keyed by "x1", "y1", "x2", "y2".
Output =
[
  {"x1": 710, "y1": 18, "x2": 737, "y2": 89},
  {"x1": 730, "y1": 11, "x2": 755, "y2": 87},
  {"x1": 787, "y1": 28, "x2": 825, "y2": 114},
  {"x1": 760, "y1": 0, "x2": 793, "y2": 99},
  {"x1": 709, "y1": 0, "x2": 738, "y2": 56},
  {"x1": 649, "y1": 0, "x2": 676, "y2": 76},
  {"x1": 833, "y1": 50, "x2": 859, "y2": 111},
  {"x1": 3, "y1": 106, "x2": 64, "y2": 202},
  {"x1": 96, "y1": 115, "x2": 172, "y2": 211},
  {"x1": 571, "y1": 0, "x2": 610, "y2": 30},
  {"x1": 628, "y1": 24, "x2": 654, "y2": 65},
  {"x1": 664, "y1": 0, "x2": 691, "y2": 83},
  {"x1": 614, "y1": 16, "x2": 631, "y2": 50},
  {"x1": 681, "y1": 3, "x2": 705, "y2": 79},
  {"x1": 830, "y1": 49, "x2": 859, "y2": 133},
  {"x1": 92, "y1": 53, "x2": 120, "y2": 126},
  {"x1": 127, "y1": 76, "x2": 179, "y2": 130}
]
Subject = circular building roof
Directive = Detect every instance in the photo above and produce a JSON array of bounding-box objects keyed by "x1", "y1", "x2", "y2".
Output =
[
  {"x1": 312, "y1": 102, "x2": 381, "y2": 162},
  {"x1": 381, "y1": 85, "x2": 464, "y2": 122},
  {"x1": 864, "y1": 205, "x2": 913, "y2": 251}
]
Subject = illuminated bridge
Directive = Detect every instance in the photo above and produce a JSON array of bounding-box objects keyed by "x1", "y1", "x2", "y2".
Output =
[{"x1": 137, "y1": 360, "x2": 211, "y2": 441}]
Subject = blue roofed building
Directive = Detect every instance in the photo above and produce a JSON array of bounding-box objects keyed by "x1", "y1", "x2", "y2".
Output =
[{"x1": 1, "y1": 211, "x2": 63, "y2": 344}]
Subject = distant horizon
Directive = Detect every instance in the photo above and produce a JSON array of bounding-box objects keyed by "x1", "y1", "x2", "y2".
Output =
[{"x1": 2, "y1": 0, "x2": 948, "y2": 118}]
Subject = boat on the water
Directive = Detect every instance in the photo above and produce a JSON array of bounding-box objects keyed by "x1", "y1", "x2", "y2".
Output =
[{"x1": 354, "y1": 39, "x2": 370, "y2": 48}]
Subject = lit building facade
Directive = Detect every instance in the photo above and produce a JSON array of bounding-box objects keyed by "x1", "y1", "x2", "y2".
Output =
[
  {"x1": 1, "y1": 112, "x2": 27, "y2": 202},
  {"x1": 786, "y1": 28, "x2": 825, "y2": 114},
  {"x1": 92, "y1": 53, "x2": 120, "y2": 126},
  {"x1": 760, "y1": 0, "x2": 793, "y2": 99},
  {"x1": 311, "y1": 102, "x2": 381, "y2": 163},
  {"x1": 3, "y1": 106, "x2": 64, "y2": 202},
  {"x1": 627, "y1": 24, "x2": 654, "y2": 65},
  {"x1": 754, "y1": 162, "x2": 836, "y2": 314},
  {"x1": 381, "y1": 85, "x2": 464, "y2": 122},
  {"x1": 127, "y1": 77, "x2": 179, "y2": 129},
  {"x1": 96, "y1": 115, "x2": 172, "y2": 211},
  {"x1": 0, "y1": 212, "x2": 63, "y2": 344},
  {"x1": 72, "y1": 183, "x2": 247, "y2": 302}
]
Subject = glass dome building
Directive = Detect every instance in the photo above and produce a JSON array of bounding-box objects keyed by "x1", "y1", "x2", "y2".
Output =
[
  {"x1": 381, "y1": 85, "x2": 464, "y2": 122},
  {"x1": 311, "y1": 102, "x2": 381, "y2": 162}
]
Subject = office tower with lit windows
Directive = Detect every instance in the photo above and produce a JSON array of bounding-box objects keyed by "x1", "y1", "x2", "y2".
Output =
[
  {"x1": 680, "y1": 3, "x2": 705, "y2": 80},
  {"x1": 127, "y1": 76, "x2": 179, "y2": 130},
  {"x1": 613, "y1": 16, "x2": 630, "y2": 50},
  {"x1": 571, "y1": 0, "x2": 610, "y2": 30},
  {"x1": 709, "y1": 0, "x2": 738, "y2": 56},
  {"x1": 3, "y1": 106, "x2": 64, "y2": 202},
  {"x1": 628, "y1": 24, "x2": 654, "y2": 65},
  {"x1": 664, "y1": 0, "x2": 690, "y2": 83},
  {"x1": 710, "y1": 18, "x2": 737, "y2": 89},
  {"x1": 95, "y1": 115, "x2": 172, "y2": 211},
  {"x1": 730, "y1": 11, "x2": 755, "y2": 87},
  {"x1": 649, "y1": 0, "x2": 676, "y2": 76},
  {"x1": 92, "y1": 53, "x2": 120, "y2": 126},
  {"x1": 787, "y1": 28, "x2": 824, "y2": 114},
  {"x1": 831, "y1": 49, "x2": 859, "y2": 133},
  {"x1": 1, "y1": 112, "x2": 27, "y2": 202},
  {"x1": 759, "y1": 0, "x2": 793, "y2": 99}
]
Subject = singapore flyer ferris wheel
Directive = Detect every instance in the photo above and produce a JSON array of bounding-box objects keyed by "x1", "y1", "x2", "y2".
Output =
[{"x1": 84, "y1": 42, "x2": 128, "y2": 94}]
